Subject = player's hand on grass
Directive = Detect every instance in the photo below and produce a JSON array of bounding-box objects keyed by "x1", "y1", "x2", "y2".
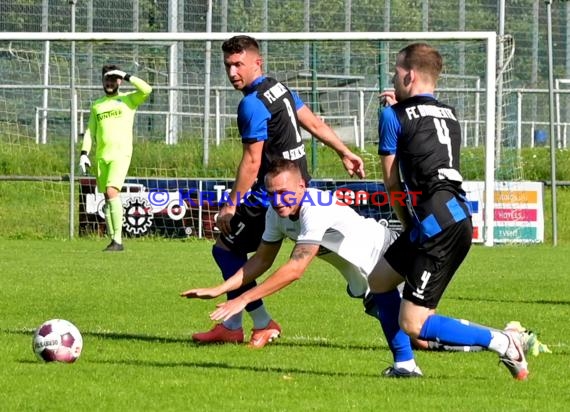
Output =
[
  {"x1": 180, "y1": 286, "x2": 223, "y2": 299},
  {"x1": 216, "y1": 205, "x2": 235, "y2": 236},
  {"x1": 210, "y1": 298, "x2": 247, "y2": 322},
  {"x1": 79, "y1": 152, "x2": 91, "y2": 174}
]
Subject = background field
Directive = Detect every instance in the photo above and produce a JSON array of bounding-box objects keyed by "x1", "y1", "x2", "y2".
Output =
[{"x1": 1, "y1": 238, "x2": 569, "y2": 411}]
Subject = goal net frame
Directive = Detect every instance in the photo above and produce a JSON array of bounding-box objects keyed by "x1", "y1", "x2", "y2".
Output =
[{"x1": 0, "y1": 31, "x2": 497, "y2": 245}]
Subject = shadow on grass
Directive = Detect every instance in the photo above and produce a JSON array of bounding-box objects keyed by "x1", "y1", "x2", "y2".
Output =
[
  {"x1": 5, "y1": 328, "x2": 382, "y2": 351},
  {"x1": 18, "y1": 354, "x2": 556, "y2": 381},
  {"x1": 16, "y1": 357, "x2": 374, "y2": 379},
  {"x1": 6, "y1": 328, "x2": 190, "y2": 344},
  {"x1": 10, "y1": 328, "x2": 567, "y2": 361},
  {"x1": 89, "y1": 358, "x2": 383, "y2": 379},
  {"x1": 447, "y1": 296, "x2": 570, "y2": 306},
  {"x1": 19, "y1": 356, "x2": 496, "y2": 380}
]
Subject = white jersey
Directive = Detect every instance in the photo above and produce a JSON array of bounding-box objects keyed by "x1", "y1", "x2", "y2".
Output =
[{"x1": 262, "y1": 188, "x2": 396, "y2": 297}]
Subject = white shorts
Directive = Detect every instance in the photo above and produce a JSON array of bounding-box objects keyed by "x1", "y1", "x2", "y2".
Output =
[{"x1": 318, "y1": 226, "x2": 398, "y2": 298}]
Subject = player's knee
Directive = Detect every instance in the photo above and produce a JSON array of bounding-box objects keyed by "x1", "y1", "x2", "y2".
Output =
[
  {"x1": 105, "y1": 186, "x2": 120, "y2": 199},
  {"x1": 399, "y1": 317, "x2": 422, "y2": 339}
]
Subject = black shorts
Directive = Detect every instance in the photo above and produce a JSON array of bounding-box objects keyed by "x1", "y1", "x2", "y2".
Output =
[
  {"x1": 384, "y1": 218, "x2": 473, "y2": 309},
  {"x1": 219, "y1": 198, "x2": 267, "y2": 255}
]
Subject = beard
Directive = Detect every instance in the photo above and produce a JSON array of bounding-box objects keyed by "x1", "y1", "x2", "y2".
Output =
[
  {"x1": 394, "y1": 87, "x2": 407, "y2": 103},
  {"x1": 104, "y1": 84, "x2": 119, "y2": 95}
]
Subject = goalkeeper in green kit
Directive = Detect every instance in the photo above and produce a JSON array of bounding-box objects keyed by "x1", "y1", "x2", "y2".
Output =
[{"x1": 79, "y1": 65, "x2": 152, "y2": 251}]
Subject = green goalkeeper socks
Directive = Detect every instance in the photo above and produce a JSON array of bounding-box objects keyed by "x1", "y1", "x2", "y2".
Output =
[
  {"x1": 107, "y1": 197, "x2": 123, "y2": 244},
  {"x1": 104, "y1": 203, "x2": 114, "y2": 238}
]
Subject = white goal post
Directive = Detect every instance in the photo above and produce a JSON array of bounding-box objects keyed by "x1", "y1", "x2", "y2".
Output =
[{"x1": 0, "y1": 31, "x2": 497, "y2": 245}]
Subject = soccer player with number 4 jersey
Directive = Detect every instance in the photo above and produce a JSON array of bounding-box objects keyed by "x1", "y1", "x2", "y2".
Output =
[
  {"x1": 370, "y1": 43, "x2": 529, "y2": 379},
  {"x1": 79, "y1": 65, "x2": 152, "y2": 251}
]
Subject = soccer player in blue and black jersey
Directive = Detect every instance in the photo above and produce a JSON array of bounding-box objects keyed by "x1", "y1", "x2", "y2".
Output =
[
  {"x1": 369, "y1": 43, "x2": 529, "y2": 379},
  {"x1": 191, "y1": 35, "x2": 365, "y2": 348}
]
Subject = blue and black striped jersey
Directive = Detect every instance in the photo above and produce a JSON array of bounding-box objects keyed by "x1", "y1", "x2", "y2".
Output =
[{"x1": 379, "y1": 94, "x2": 470, "y2": 242}]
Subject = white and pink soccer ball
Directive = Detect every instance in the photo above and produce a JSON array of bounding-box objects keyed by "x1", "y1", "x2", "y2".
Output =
[{"x1": 32, "y1": 319, "x2": 83, "y2": 363}]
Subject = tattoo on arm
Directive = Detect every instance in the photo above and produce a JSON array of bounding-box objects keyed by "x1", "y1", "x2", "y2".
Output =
[{"x1": 290, "y1": 244, "x2": 314, "y2": 261}]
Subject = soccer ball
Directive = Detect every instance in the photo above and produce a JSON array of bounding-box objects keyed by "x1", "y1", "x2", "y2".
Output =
[{"x1": 32, "y1": 319, "x2": 83, "y2": 363}]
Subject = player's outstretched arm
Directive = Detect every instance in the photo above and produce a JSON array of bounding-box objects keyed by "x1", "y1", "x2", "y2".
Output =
[
  {"x1": 209, "y1": 243, "x2": 319, "y2": 322},
  {"x1": 296, "y1": 105, "x2": 365, "y2": 178},
  {"x1": 180, "y1": 240, "x2": 281, "y2": 299}
]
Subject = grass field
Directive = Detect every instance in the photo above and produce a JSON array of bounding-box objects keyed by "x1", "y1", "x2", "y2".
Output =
[{"x1": 1, "y1": 238, "x2": 569, "y2": 411}]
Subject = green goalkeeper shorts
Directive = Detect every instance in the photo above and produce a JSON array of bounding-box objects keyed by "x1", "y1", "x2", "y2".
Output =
[{"x1": 96, "y1": 157, "x2": 131, "y2": 193}]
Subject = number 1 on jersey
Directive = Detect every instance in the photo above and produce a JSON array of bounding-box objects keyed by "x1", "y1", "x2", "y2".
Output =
[{"x1": 283, "y1": 98, "x2": 303, "y2": 143}]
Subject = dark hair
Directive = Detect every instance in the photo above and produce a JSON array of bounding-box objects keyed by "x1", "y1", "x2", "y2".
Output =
[
  {"x1": 265, "y1": 159, "x2": 301, "y2": 180},
  {"x1": 102, "y1": 64, "x2": 121, "y2": 78},
  {"x1": 221, "y1": 35, "x2": 260, "y2": 55},
  {"x1": 398, "y1": 43, "x2": 442, "y2": 81}
]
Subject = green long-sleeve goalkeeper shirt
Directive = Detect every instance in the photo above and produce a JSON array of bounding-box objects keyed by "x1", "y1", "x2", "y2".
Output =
[{"x1": 81, "y1": 76, "x2": 152, "y2": 161}]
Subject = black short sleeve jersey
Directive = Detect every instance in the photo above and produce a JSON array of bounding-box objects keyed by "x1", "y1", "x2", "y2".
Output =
[
  {"x1": 244, "y1": 77, "x2": 311, "y2": 193},
  {"x1": 390, "y1": 95, "x2": 470, "y2": 241},
  {"x1": 391, "y1": 95, "x2": 463, "y2": 197}
]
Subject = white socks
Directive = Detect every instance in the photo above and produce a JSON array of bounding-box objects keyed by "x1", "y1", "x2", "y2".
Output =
[
  {"x1": 394, "y1": 359, "x2": 418, "y2": 372},
  {"x1": 488, "y1": 331, "x2": 510, "y2": 355}
]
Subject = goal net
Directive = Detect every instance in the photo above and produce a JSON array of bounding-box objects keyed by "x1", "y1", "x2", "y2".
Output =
[{"x1": 0, "y1": 32, "x2": 528, "y2": 245}]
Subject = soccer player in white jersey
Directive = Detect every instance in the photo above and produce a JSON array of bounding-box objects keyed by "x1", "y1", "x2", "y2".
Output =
[{"x1": 181, "y1": 158, "x2": 421, "y2": 373}]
